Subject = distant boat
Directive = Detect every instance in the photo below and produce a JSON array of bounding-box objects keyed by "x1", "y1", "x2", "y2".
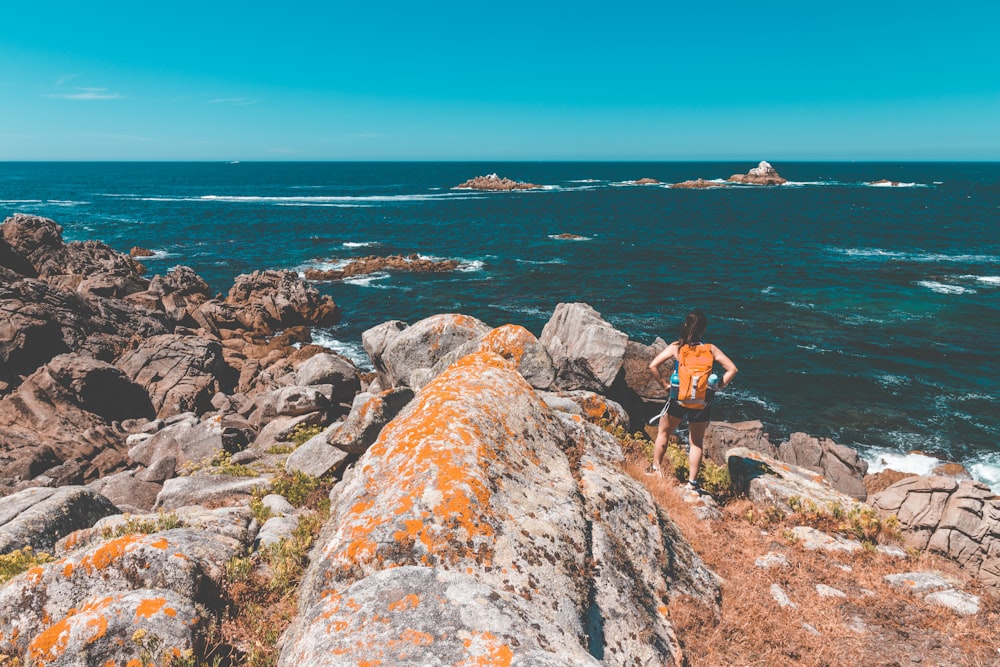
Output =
[{"x1": 227, "y1": 160, "x2": 240, "y2": 165}]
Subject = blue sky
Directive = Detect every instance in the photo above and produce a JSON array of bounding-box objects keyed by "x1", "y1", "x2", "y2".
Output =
[{"x1": 2, "y1": 1, "x2": 998, "y2": 160}]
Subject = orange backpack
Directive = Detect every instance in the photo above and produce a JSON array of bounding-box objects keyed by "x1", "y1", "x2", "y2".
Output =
[{"x1": 676, "y1": 343, "x2": 715, "y2": 408}]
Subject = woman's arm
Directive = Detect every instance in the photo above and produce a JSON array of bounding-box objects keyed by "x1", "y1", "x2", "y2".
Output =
[
  {"x1": 712, "y1": 346, "x2": 738, "y2": 388},
  {"x1": 648, "y1": 343, "x2": 679, "y2": 390}
]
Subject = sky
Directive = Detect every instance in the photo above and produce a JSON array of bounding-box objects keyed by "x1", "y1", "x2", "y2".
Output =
[{"x1": 2, "y1": 1, "x2": 999, "y2": 161}]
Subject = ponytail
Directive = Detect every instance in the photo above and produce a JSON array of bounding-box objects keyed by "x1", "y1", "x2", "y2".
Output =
[{"x1": 678, "y1": 310, "x2": 708, "y2": 349}]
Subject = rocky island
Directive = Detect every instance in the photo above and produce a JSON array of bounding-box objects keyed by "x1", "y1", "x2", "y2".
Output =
[
  {"x1": 303, "y1": 253, "x2": 460, "y2": 282},
  {"x1": 671, "y1": 178, "x2": 730, "y2": 189},
  {"x1": 454, "y1": 173, "x2": 541, "y2": 191},
  {"x1": 728, "y1": 160, "x2": 788, "y2": 185},
  {"x1": 0, "y1": 213, "x2": 996, "y2": 665}
]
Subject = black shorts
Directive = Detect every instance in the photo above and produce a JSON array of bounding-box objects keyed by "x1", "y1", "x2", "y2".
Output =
[{"x1": 665, "y1": 399, "x2": 712, "y2": 423}]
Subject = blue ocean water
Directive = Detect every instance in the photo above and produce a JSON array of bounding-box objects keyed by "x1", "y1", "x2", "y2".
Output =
[{"x1": 2, "y1": 162, "x2": 998, "y2": 488}]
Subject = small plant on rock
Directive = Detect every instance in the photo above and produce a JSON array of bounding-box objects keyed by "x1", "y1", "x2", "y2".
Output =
[
  {"x1": 0, "y1": 546, "x2": 54, "y2": 585},
  {"x1": 287, "y1": 423, "x2": 323, "y2": 447}
]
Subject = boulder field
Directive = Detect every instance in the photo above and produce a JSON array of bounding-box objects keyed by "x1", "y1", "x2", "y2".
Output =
[{"x1": 1, "y1": 213, "x2": 997, "y2": 664}]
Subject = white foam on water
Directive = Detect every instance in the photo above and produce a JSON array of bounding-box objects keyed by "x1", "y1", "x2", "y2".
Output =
[
  {"x1": 305, "y1": 330, "x2": 374, "y2": 371},
  {"x1": 138, "y1": 249, "x2": 178, "y2": 260},
  {"x1": 785, "y1": 301, "x2": 816, "y2": 310},
  {"x1": 796, "y1": 343, "x2": 833, "y2": 354},
  {"x1": 782, "y1": 180, "x2": 838, "y2": 186},
  {"x1": 967, "y1": 454, "x2": 1000, "y2": 494},
  {"x1": 547, "y1": 234, "x2": 592, "y2": 241},
  {"x1": 864, "y1": 449, "x2": 943, "y2": 476},
  {"x1": 457, "y1": 259, "x2": 485, "y2": 272},
  {"x1": 865, "y1": 181, "x2": 925, "y2": 188},
  {"x1": 916, "y1": 280, "x2": 976, "y2": 295},
  {"x1": 725, "y1": 387, "x2": 778, "y2": 413},
  {"x1": 516, "y1": 258, "x2": 566, "y2": 265},
  {"x1": 959, "y1": 275, "x2": 1000, "y2": 286},
  {"x1": 115, "y1": 192, "x2": 481, "y2": 205},
  {"x1": 761, "y1": 285, "x2": 776, "y2": 295},
  {"x1": 873, "y1": 372, "x2": 910, "y2": 389},
  {"x1": 832, "y1": 247, "x2": 999, "y2": 263},
  {"x1": 343, "y1": 241, "x2": 378, "y2": 248},
  {"x1": 0, "y1": 199, "x2": 43, "y2": 204},
  {"x1": 45, "y1": 200, "x2": 91, "y2": 206},
  {"x1": 342, "y1": 273, "x2": 397, "y2": 288}
]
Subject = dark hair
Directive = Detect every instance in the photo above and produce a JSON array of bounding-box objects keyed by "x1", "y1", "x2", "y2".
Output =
[{"x1": 678, "y1": 310, "x2": 707, "y2": 348}]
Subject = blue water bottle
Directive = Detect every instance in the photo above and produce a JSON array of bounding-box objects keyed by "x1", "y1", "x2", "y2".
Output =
[
  {"x1": 669, "y1": 369, "x2": 679, "y2": 401},
  {"x1": 707, "y1": 372, "x2": 720, "y2": 401}
]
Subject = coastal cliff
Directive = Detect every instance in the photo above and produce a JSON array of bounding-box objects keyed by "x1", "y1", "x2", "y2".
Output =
[{"x1": 0, "y1": 214, "x2": 996, "y2": 665}]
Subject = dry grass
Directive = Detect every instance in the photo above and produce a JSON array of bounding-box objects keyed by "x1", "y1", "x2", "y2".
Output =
[{"x1": 623, "y1": 456, "x2": 1000, "y2": 667}]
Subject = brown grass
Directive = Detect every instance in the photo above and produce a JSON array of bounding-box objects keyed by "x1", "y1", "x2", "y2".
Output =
[{"x1": 622, "y1": 456, "x2": 1000, "y2": 667}]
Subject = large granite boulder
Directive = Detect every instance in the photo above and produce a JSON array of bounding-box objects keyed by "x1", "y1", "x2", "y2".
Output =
[
  {"x1": 870, "y1": 476, "x2": 1000, "y2": 588},
  {"x1": 703, "y1": 420, "x2": 778, "y2": 465},
  {"x1": 425, "y1": 323, "x2": 557, "y2": 391},
  {"x1": 0, "y1": 486, "x2": 118, "y2": 554},
  {"x1": 326, "y1": 387, "x2": 414, "y2": 455},
  {"x1": 726, "y1": 446, "x2": 869, "y2": 517},
  {"x1": 281, "y1": 350, "x2": 718, "y2": 665},
  {"x1": 116, "y1": 334, "x2": 232, "y2": 418},
  {"x1": 621, "y1": 337, "x2": 668, "y2": 400},
  {"x1": 540, "y1": 302, "x2": 628, "y2": 394},
  {"x1": 1, "y1": 214, "x2": 148, "y2": 296},
  {"x1": 361, "y1": 313, "x2": 491, "y2": 389},
  {"x1": 294, "y1": 351, "x2": 360, "y2": 402},
  {"x1": 0, "y1": 354, "x2": 154, "y2": 492},
  {"x1": 778, "y1": 432, "x2": 869, "y2": 501},
  {"x1": 225, "y1": 269, "x2": 341, "y2": 333},
  {"x1": 728, "y1": 161, "x2": 788, "y2": 185},
  {"x1": 0, "y1": 276, "x2": 173, "y2": 390}
]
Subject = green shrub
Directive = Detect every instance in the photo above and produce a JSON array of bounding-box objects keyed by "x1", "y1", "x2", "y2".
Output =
[
  {"x1": 100, "y1": 511, "x2": 182, "y2": 539},
  {"x1": 0, "y1": 546, "x2": 53, "y2": 585},
  {"x1": 287, "y1": 424, "x2": 323, "y2": 447}
]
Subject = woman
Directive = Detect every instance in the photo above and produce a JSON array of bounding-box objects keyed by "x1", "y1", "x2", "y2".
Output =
[{"x1": 647, "y1": 310, "x2": 738, "y2": 490}]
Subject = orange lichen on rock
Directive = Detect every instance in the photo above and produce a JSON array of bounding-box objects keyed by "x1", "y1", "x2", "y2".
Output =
[
  {"x1": 458, "y1": 631, "x2": 514, "y2": 667},
  {"x1": 134, "y1": 597, "x2": 172, "y2": 619},
  {"x1": 399, "y1": 628, "x2": 434, "y2": 646},
  {"x1": 387, "y1": 594, "x2": 420, "y2": 612},
  {"x1": 324, "y1": 351, "x2": 558, "y2": 586},
  {"x1": 81, "y1": 534, "x2": 145, "y2": 573},
  {"x1": 28, "y1": 597, "x2": 114, "y2": 664},
  {"x1": 476, "y1": 324, "x2": 535, "y2": 363}
]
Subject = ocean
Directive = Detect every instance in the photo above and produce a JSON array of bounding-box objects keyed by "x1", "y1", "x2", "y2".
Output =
[{"x1": 1, "y1": 161, "x2": 998, "y2": 490}]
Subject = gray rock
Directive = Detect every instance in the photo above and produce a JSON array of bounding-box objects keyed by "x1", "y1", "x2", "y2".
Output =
[
  {"x1": 255, "y1": 516, "x2": 298, "y2": 548},
  {"x1": 870, "y1": 476, "x2": 1000, "y2": 588},
  {"x1": 790, "y1": 526, "x2": 863, "y2": 553},
  {"x1": 249, "y1": 385, "x2": 331, "y2": 426},
  {"x1": 361, "y1": 313, "x2": 491, "y2": 389},
  {"x1": 280, "y1": 567, "x2": 599, "y2": 667},
  {"x1": 294, "y1": 352, "x2": 360, "y2": 401},
  {"x1": 426, "y1": 323, "x2": 558, "y2": 391},
  {"x1": 884, "y1": 571, "x2": 958, "y2": 595},
  {"x1": 284, "y1": 351, "x2": 714, "y2": 667},
  {"x1": 620, "y1": 337, "x2": 668, "y2": 400},
  {"x1": 727, "y1": 447, "x2": 869, "y2": 518},
  {"x1": 96, "y1": 469, "x2": 163, "y2": 514},
  {"x1": 770, "y1": 583, "x2": 797, "y2": 609},
  {"x1": 755, "y1": 552, "x2": 791, "y2": 569},
  {"x1": 286, "y1": 429, "x2": 350, "y2": 478},
  {"x1": 778, "y1": 432, "x2": 868, "y2": 500},
  {"x1": 0, "y1": 486, "x2": 118, "y2": 554},
  {"x1": 11, "y1": 589, "x2": 200, "y2": 666},
  {"x1": 703, "y1": 420, "x2": 778, "y2": 465},
  {"x1": 326, "y1": 387, "x2": 414, "y2": 455},
  {"x1": 923, "y1": 588, "x2": 980, "y2": 616},
  {"x1": 816, "y1": 583, "x2": 847, "y2": 598},
  {"x1": 261, "y1": 494, "x2": 295, "y2": 517},
  {"x1": 116, "y1": 333, "x2": 228, "y2": 419},
  {"x1": 154, "y1": 474, "x2": 270, "y2": 511},
  {"x1": 538, "y1": 389, "x2": 629, "y2": 428},
  {"x1": 539, "y1": 302, "x2": 628, "y2": 393}
]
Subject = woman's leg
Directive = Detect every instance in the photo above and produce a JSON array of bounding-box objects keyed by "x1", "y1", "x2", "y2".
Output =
[
  {"x1": 687, "y1": 420, "x2": 709, "y2": 483},
  {"x1": 652, "y1": 414, "x2": 682, "y2": 471}
]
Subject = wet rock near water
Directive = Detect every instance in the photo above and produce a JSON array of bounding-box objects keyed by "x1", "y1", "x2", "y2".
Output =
[
  {"x1": 670, "y1": 178, "x2": 730, "y2": 189},
  {"x1": 304, "y1": 253, "x2": 460, "y2": 282}
]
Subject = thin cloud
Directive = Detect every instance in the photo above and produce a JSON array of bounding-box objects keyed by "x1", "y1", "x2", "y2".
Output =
[
  {"x1": 208, "y1": 97, "x2": 257, "y2": 106},
  {"x1": 48, "y1": 87, "x2": 123, "y2": 100}
]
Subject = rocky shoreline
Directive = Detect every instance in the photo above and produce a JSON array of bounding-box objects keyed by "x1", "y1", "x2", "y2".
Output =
[{"x1": 1, "y1": 213, "x2": 997, "y2": 664}]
